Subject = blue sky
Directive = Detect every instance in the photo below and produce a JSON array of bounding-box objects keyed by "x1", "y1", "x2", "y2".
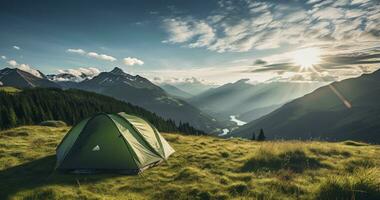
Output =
[{"x1": 0, "y1": 0, "x2": 379, "y2": 84}]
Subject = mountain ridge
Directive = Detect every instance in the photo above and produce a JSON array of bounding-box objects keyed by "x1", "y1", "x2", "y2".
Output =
[
  {"x1": 230, "y1": 69, "x2": 380, "y2": 143},
  {"x1": 0, "y1": 68, "x2": 60, "y2": 89},
  {"x1": 0, "y1": 67, "x2": 220, "y2": 133},
  {"x1": 189, "y1": 78, "x2": 323, "y2": 122}
]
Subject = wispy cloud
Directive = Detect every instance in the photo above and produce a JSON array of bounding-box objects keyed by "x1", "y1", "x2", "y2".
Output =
[
  {"x1": 246, "y1": 47, "x2": 380, "y2": 82},
  {"x1": 87, "y1": 52, "x2": 116, "y2": 62},
  {"x1": 162, "y1": 0, "x2": 380, "y2": 53},
  {"x1": 123, "y1": 57, "x2": 144, "y2": 66},
  {"x1": 13, "y1": 46, "x2": 20, "y2": 50},
  {"x1": 66, "y1": 48, "x2": 117, "y2": 62},
  {"x1": 1, "y1": 56, "x2": 6, "y2": 60},
  {"x1": 66, "y1": 48, "x2": 86, "y2": 54},
  {"x1": 162, "y1": 18, "x2": 215, "y2": 48}
]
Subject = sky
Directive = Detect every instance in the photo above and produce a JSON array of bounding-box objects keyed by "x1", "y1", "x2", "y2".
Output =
[{"x1": 0, "y1": 0, "x2": 379, "y2": 85}]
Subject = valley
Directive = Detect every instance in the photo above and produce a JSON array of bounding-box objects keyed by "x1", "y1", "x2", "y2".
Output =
[
  {"x1": 231, "y1": 69, "x2": 380, "y2": 143},
  {"x1": 1, "y1": 1, "x2": 380, "y2": 199}
]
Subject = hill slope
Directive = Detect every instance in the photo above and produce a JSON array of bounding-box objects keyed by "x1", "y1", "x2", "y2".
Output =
[
  {"x1": 231, "y1": 69, "x2": 380, "y2": 143},
  {"x1": 189, "y1": 79, "x2": 323, "y2": 121},
  {"x1": 0, "y1": 126, "x2": 379, "y2": 199}
]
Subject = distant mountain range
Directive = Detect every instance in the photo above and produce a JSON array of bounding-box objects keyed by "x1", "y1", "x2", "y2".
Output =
[
  {"x1": 0, "y1": 67, "x2": 219, "y2": 133},
  {"x1": 4, "y1": 65, "x2": 380, "y2": 142},
  {"x1": 189, "y1": 79, "x2": 323, "y2": 122},
  {"x1": 160, "y1": 84, "x2": 193, "y2": 99},
  {"x1": 167, "y1": 79, "x2": 218, "y2": 96},
  {"x1": 230, "y1": 69, "x2": 380, "y2": 143}
]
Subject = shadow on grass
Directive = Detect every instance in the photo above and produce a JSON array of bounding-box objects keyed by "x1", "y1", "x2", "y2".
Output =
[
  {"x1": 0, "y1": 155, "x2": 119, "y2": 199},
  {"x1": 240, "y1": 149, "x2": 327, "y2": 173}
]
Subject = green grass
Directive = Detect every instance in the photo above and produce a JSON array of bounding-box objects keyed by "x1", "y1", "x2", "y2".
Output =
[
  {"x1": 0, "y1": 126, "x2": 379, "y2": 199},
  {"x1": 0, "y1": 86, "x2": 21, "y2": 93},
  {"x1": 39, "y1": 121, "x2": 67, "y2": 127}
]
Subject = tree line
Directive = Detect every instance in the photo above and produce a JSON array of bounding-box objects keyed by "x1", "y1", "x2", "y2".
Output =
[
  {"x1": 251, "y1": 128, "x2": 266, "y2": 141},
  {"x1": 0, "y1": 88, "x2": 205, "y2": 135}
]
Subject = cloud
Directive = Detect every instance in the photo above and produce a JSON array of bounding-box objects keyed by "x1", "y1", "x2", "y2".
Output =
[
  {"x1": 288, "y1": 72, "x2": 337, "y2": 82},
  {"x1": 253, "y1": 59, "x2": 267, "y2": 65},
  {"x1": 66, "y1": 48, "x2": 117, "y2": 62},
  {"x1": 312, "y1": 7, "x2": 344, "y2": 20},
  {"x1": 7, "y1": 60, "x2": 42, "y2": 78},
  {"x1": 322, "y1": 52, "x2": 380, "y2": 66},
  {"x1": 162, "y1": 18, "x2": 215, "y2": 48},
  {"x1": 152, "y1": 75, "x2": 212, "y2": 85},
  {"x1": 7, "y1": 60, "x2": 17, "y2": 67},
  {"x1": 250, "y1": 62, "x2": 297, "y2": 73},
  {"x1": 66, "y1": 48, "x2": 86, "y2": 54},
  {"x1": 244, "y1": 47, "x2": 380, "y2": 83},
  {"x1": 87, "y1": 52, "x2": 117, "y2": 62},
  {"x1": 123, "y1": 57, "x2": 144, "y2": 66},
  {"x1": 1, "y1": 56, "x2": 6, "y2": 60},
  {"x1": 162, "y1": 0, "x2": 380, "y2": 53},
  {"x1": 54, "y1": 67, "x2": 101, "y2": 81},
  {"x1": 13, "y1": 46, "x2": 20, "y2": 50}
]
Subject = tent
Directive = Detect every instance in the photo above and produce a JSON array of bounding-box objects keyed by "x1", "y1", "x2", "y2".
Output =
[{"x1": 56, "y1": 112, "x2": 175, "y2": 174}]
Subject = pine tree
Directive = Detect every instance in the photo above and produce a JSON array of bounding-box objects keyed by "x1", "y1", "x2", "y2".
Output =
[
  {"x1": 251, "y1": 131, "x2": 256, "y2": 140},
  {"x1": 257, "y1": 128, "x2": 266, "y2": 141},
  {"x1": 8, "y1": 108, "x2": 17, "y2": 128}
]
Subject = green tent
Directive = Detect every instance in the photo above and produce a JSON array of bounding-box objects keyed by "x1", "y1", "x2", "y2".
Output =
[{"x1": 56, "y1": 112, "x2": 175, "y2": 174}]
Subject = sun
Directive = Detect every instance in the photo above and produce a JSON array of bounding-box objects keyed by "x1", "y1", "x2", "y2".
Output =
[{"x1": 292, "y1": 47, "x2": 321, "y2": 70}]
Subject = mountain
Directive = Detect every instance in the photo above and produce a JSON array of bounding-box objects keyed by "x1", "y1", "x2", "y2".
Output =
[
  {"x1": 0, "y1": 87, "x2": 204, "y2": 135},
  {"x1": 169, "y1": 78, "x2": 218, "y2": 96},
  {"x1": 239, "y1": 104, "x2": 283, "y2": 122},
  {"x1": 189, "y1": 79, "x2": 323, "y2": 122},
  {"x1": 0, "y1": 67, "x2": 219, "y2": 132},
  {"x1": 77, "y1": 67, "x2": 219, "y2": 132},
  {"x1": 0, "y1": 68, "x2": 60, "y2": 89},
  {"x1": 231, "y1": 69, "x2": 380, "y2": 143},
  {"x1": 160, "y1": 83, "x2": 193, "y2": 99}
]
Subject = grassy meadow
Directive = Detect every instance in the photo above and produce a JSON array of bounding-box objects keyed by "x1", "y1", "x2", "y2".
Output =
[
  {"x1": 0, "y1": 125, "x2": 379, "y2": 200},
  {"x1": 0, "y1": 86, "x2": 21, "y2": 93}
]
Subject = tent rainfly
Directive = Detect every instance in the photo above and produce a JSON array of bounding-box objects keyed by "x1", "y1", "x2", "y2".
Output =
[{"x1": 56, "y1": 112, "x2": 175, "y2": 174}]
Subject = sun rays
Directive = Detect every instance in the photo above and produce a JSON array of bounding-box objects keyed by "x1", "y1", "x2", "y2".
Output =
[{"x1": 292, "y1": 47, "x2": 321, "y2": 71}]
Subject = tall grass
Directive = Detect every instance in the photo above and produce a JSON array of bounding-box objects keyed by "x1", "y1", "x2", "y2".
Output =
[
  {"x1": 241, "y1": 142, "x2": 323, "y2": 173},
  {"x1": 315, "y1": 168, "x2": 380, "y2": 200}
]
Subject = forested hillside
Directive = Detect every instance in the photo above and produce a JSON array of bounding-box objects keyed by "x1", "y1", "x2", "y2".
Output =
[{"x1": 0, "y1": 88, "x2": 204, "y2": 135}]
